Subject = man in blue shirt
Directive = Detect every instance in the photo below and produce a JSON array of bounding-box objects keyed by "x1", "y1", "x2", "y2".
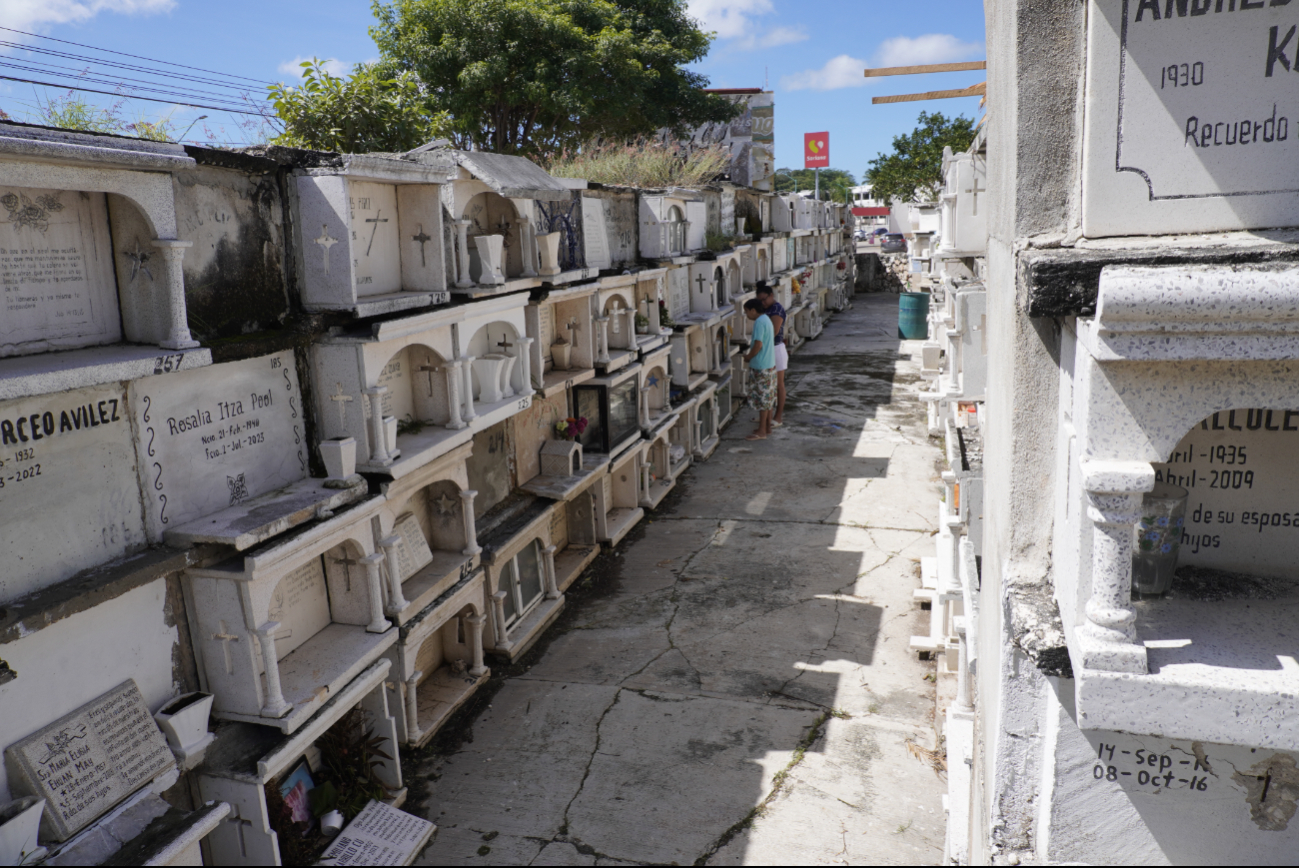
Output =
[
  {"x1": 754, "y1": 283, "x2": 787, "y2": 427},
  {"x1": 743, "y1": 298, "x2": 776, "y2": 440}
]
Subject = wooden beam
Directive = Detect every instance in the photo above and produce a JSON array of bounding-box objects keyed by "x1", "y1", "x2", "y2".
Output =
[
  {"x1": 872, "y1": 82, "x2": 986, "y2": 105},
  {"x1": 863, "y1": 61, "x2": 986, "y2": 78}
]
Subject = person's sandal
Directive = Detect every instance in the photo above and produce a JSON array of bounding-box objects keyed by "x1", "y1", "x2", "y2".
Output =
[{"x1": 771, "y1": 420, "x2": 783, "y2": 428}]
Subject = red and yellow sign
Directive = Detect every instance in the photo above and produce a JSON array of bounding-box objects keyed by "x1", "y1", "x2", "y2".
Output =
[{"x1": 803, "y1": 131, "x2": 829, "y2": 168}]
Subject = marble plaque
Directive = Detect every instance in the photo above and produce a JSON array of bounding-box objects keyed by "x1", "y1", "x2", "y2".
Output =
[
  {"x1": 318, "y1": 800, "x2": 435, "y2": 867},
  {"x1": 128, "y1": 351, "x2": 307, "y2": 540},
  {"x1": 0, "y1": 187, "x2": 119, "y2": 357},
  {"x1": 1153, "y1": 410, "x2": 1299, "y2": 578},
  {"x1": 350, "y1": 182, "x2": 401, "y2": 296},
  {"x1": 394, "y1": 513, "x2": 434, "y2": 579},
  {"x1": 582, "y1": 198, "x2": 611, "y2": 270},
  {"x1": 375, "y1": 348, "x2": 415, "y2": 423},
  {"x1": 1084, "y1": 0, "x2": 1299, "y2": 236},
  {"x1": 0, "y1": 383, "x2": 146, "y2": 604},
  {"x1": 265, "y1": 556, "x2": 332, "y2": 661},
  {"x1": 5, "y1": 680, "x2": 175, "y2": 842}
]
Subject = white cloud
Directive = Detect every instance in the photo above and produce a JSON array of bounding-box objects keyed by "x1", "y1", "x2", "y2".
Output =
[
  {"x1": 688, "y1": 0, "x2": 772, "y2": 40},
  {"x1": 0, "y1": 0, "x2": 174, "y2": 36},
  {"x1": 780, "y1": 55, "x2": 870, "y2": 92},
  {"x1": 779, "y1": 33, "x2": 984, "y2": 93},
  {"x1": 277, "y1": 57, "x2": 350, "y2": 79},
  {"x1": 875, "y1": 33, "x2": 984, "y2": 68},
  {"x1": 747, "y1": 26, "x2": 807, "y2": 49}
]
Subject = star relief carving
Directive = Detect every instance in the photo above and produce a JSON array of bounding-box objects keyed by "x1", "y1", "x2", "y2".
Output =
[{"x1": 435, "y1": 493, "x2": 458, "y2": 517}]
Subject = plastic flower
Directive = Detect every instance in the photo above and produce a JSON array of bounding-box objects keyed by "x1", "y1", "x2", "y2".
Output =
[{"x1": 1157, "y1": 516, "x2": 1169, "y2": 527}]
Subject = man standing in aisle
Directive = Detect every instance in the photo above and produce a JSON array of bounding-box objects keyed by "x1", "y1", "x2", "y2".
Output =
[
  {"x1": 754, "y1": 282, "x2": 787, "y2": 427},
  {"x1": 743, "y1": 298, "x2": 776, "y2": 441}
]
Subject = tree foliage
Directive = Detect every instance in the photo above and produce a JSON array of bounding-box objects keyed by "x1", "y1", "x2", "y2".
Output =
[
  {"x1": 773, "y1": 168, "x2": 856, "y2": 203},
  {"x1": 267, "y1": 60, "x2": 447, "y2": 153},
  {"x1": 368, "y1": 0, "x2": 738, "y2": 156},
  {"x1": 865, "y1": 111, "x2": 976, "y2": 204}
]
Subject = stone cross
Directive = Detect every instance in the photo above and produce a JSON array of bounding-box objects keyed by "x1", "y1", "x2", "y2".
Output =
[
  {"x1": 365, "y1": 210, "x2": 389, "y2": 256},
  {"x1": 567, "y1": 317, "x2": 580, "y2": 337},
  {"x1": 226, "y1": 807, "x2": 255, "y2": 860},
  {"x1": 695, "y1": 273, "x2": 708, "y2": 295},
  {"x1": 496, "y1": 216, "x2": 513, "y2": 248},
  {"x1": 417, "y1": 357, "x2": 439, "y2": 397},
  {"x1": 334, "y1": 553, "x2": 361, "y2": 592},
  {"x1": 496, "y1": 334, "x2": 515, "y2": 353},
  {"x1": 315, "y1": 225, "x2": 339, "y2": 275},
  {"x1": 213, "y1": 620, "x2": 240, "y2": 675},
  {"x1": 412, "y1": 224, "x2": 432, "y2": 267},
  {"x1": 330, "y1": 383, "x2": 354, "y2": 428},
  {"x1": 964, "y1": 176, "x2": 986, "y2": 215}
]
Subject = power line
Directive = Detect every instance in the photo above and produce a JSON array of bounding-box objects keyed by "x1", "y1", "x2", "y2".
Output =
[
  {"x1": 0, "y1": 40, "x2": 272, "y2": 92},
  {"x1": 0, "y1": 60, "x2": 261, "y2": 110},
  {"x1": 0, "y1": 74, "x2": 269, "y2": 116},
  {"x1": 0, "y1": 26, "x2": 270, "y2": 86}
]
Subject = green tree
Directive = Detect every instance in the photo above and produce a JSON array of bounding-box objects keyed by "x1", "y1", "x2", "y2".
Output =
[
  {"x1": 369, "y1": 0, "x2": 737, "y2": 156},
  {"x1": 267, "y1": 60, "x2": 446, "y2": 153},
  {"x1": 865, "y1": 111, "x2": 975, "y2": 204},
  {"x1": 773, "y1": 168, "x2": 856, "y2": 202}
]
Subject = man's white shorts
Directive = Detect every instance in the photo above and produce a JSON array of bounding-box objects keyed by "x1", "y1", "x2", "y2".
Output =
[{"x1": 774, "y1": 342, "x2": 789, "y2": 373}]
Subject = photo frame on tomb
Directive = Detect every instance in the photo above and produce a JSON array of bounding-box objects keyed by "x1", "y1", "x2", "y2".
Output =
[{"x1": 279, "y1": 759, "x2": 315, "y2": 824}]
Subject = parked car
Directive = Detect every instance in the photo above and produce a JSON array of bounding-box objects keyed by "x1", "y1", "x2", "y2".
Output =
[{"x1": 881, "y1": 233, "x2": 907, "y2": 254}]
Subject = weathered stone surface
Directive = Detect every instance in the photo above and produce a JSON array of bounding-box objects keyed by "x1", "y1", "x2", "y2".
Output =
[{"x1": 6, "y1": 679, "x2": 175, "y2": 842}]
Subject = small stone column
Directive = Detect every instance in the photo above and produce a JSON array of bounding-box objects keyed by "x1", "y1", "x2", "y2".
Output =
[
  {"x1": 364, "y1": 387, "x2": 391, "y2": 466},
  {"x1": 542, "y1": 544, "x2": 560, "y2": 600},
  {"x1": 444, "y1": 359, "x2": 466, "y2": 429},
  {"x1": 595, "y1": 316, "x2": 611, "y2": 364},
  {"x1": 255, "y1": 622, "x2": 292, "y2": 718},
  {"x1": 491, "y1": 591, "x2": 513, "y2": 652},
  {"x1": 520, "y1": 221, "x2": 538, "y2": 278},
  {"x1": 379, "y1": 535, "x2": 409, "y2": 615},
  {"x1": 640, "y1": 382, "x2": 651, "y2": 424},
  {"x1": 455, "y1": 220, "x2": 473, "y2": 288},
  {"x1": 460, "y1": 356, "x2": 477, "y2": 422},
  {"x1": 953, "y1": 616, "x2": 973, "y2": 715},
  {"x1": 404, "y1": 672, "x2": 423, "y2": 743},
  {"x1": 1079, "y1": 461, "x2": 1153, "y2": 674},
  {"x1": 361, "y1": 552, "x2": 391, "y2": 633},
  {"x1": 465, "y1": 613, "x2": 488, "y2": 677},
  {"x1": 460, "y1": 490, "x2": 482, "y2": 556},
  {"x1": 640, "y1": 461, "x2": 653, "y2": 507},
  {"x1": 515, "y1": 337, "x2": 534, "y2": 395},
  {"x1": 151, "y1": 240, "x2": 199, "y2": 350}
]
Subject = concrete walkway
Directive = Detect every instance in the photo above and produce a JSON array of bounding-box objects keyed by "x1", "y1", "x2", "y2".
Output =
[{"x1": 411, "y1": 294, "x2": 947, "y2": 866}]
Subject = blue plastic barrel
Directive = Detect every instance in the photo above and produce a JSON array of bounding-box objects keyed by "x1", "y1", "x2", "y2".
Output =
[{"x1": 898, "y1": 292, "x2": 930, "y2": 340}]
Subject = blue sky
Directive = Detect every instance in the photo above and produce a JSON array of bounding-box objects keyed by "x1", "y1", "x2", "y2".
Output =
[{"x1": 0, "y1": 0, "x2": 986, "y2": 181}]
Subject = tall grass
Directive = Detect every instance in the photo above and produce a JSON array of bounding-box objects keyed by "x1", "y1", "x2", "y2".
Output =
[{"x1": 545, "y1": 139, "x2": 730, "y2": 188}]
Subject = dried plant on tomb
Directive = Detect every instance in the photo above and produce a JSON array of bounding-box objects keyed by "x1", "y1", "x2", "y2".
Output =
[
  {"x1": 905, "y1": 737, "x2": 948, "y2": 776},
  {"x1": 544, "y1": 139, "x2": 730, "y2": 189}
]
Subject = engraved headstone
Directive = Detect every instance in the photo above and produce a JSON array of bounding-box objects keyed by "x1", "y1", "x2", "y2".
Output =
[
  {"x1": 1084, "y1": 0, "x2": 1299, "y2": 236},
  {"x1": 582, "y1": 199, "x2": 611, "y2": 270},
  {"x1": 265, "y1": 557, "x2": 331, "y2": 661},
  {"x1": 0, "y1": 187, "x2": 120, "y2": 357},
  {"x1": 317, "y1": 800, "x2": 435, "y2": 867},
  {"x1": 5, "y1": 680, "x2": 175, "y2": 842},
  {"x1": 350, "y1": 182, "x2": 401, "y2": 296},
  {"x1": 374, "y1": 349, "x2": 414, "y2": 422},
  {"x1": 128, "y1": 351, "x2": 308, "y2": 539},
  {"x1": 1153, "y1": 409, "x2": 1299, "y2": 578},
  {"x1": 0, "y1": 383, "x2": 146, "y2": 603},
  {"x1": 394, "y1": 513, "x2": 434, "y2": 579}
]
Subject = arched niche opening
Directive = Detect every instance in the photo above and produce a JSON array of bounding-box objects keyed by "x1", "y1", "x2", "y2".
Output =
[
  {"x1": 376, "y1": 344, "x2": 453, "y2": 429},
  {"x1": 462, "y1": 191, "x2": 525, "y2": 279},
  {"x1": 666, "y1": 205, "x2": 686, "y2": 256},
  {"x1": 714, "y1": 265, "x2": 726, "y2": 308},
  {"x1": 467, "y1": 321, "x2": 525, "y2": 402}
]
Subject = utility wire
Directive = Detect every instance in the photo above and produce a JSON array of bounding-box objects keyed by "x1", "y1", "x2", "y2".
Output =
[
  {"x1": 0, "y1": 40, "x2": 271, "y2": 92},
  {"x1": 0, "y1": 59, "x2": 261, "y2": 109},
  {"x1": 0, "y1": 75, "x2": 268, "y2": 116},
  {"x1": 0, "y1": 26, "x2": 270, "y2": 86}
]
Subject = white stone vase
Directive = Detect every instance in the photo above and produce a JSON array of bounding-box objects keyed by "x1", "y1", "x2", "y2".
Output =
[
  {"x1": 551, "y1": 341, "x2": 572, "y2": 371},
  {"x1": 0, "y1": 797, "x2": 46, "y2": 867},
  {"x1": 320, "y1": 437, "x2": 357, "y2": 480},
  {"x1": 473, "y1": 235, "x2": 506, "y2": 285},
  {"x1": 536, "y1": 232, "x2": 562, "y2": 277},
  {"x1": 153, "y1": 692, "x2": 215, "y2": 770},
  {"x1": 321, "y1": 810, "x2": 345, "y2": 838}
]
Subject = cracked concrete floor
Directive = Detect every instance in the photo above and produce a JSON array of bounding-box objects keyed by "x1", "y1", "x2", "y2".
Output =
[{"x1": 411, "y1": 294, "x2": 947, "y2": 866}]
